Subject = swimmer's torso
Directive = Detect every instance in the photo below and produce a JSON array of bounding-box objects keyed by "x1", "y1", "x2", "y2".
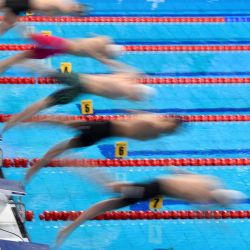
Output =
[
  {"x1": 29, "y1": 0, "x2": 74, "y2": 11},
  {"x1": 69, "y1": 36, "x2": 111, "y2": 57},
  {"x1": 161, "y1": 174, "x2": 220, "y2": 203},
  {"x1": 113, "y1": 116, "x2": 164, "y2": 140},
  {"x1": 80, "y1": 73, "x2": 137, "y2": 99}
]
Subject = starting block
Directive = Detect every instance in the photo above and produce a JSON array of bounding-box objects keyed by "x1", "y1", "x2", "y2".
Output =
[
  {"x1": 0, "y1": 179, "x2": 26, "y2": 221},
  {"x1": 0, "y1": 179, "x2": 25, "y2": 197},
  {"x1": 0, "y1": 240, "x2": 50, "y2": 250}
]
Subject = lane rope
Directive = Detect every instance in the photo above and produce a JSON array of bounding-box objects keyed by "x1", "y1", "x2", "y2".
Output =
[
  {"x1": 2, "y1": 44, "x2": 250, "y2": 52},
  {"x1": 1, "y1": 114, "x2": 250, "y2": 123},
  {"x1": 32, "y1": 210, "x2": 250, "y2": 221},
  {"x1": 0, "y1": 16, "x2": 226, "y2": 23},
  {"x1": 3, "y1": 157, "x2": 250, "y2": 168},
  {"x1": 2, "y1": 77, "x2": 250, "y2": 84}
]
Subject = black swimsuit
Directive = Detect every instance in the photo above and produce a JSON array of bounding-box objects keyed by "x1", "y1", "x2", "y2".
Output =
[
  {"x1": 72, "y1": 121, "x2": 113, "y2": 147},
  {"x1": 48, "y1": 72, "x2": 85, "y2": 106},
  {"x1": 120, "y1": 180, "x2": 164, "y2": 206},
  {"x1": 5, "y1": 0, "x2": 31, "y2": 15}
]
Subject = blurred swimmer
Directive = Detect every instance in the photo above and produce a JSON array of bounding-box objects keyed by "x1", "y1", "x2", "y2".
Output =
[
  {"x1": 24, "y1": 114, "x2": 181, "y2": 183},
  {"x1": 0, "y1": 34, "x2": 130, "y2": 72},
  {"x1": 2, "y1": 66, "x2": 156, "y2": 133},
  {"x1": 55, "y1": 171, "x2": 246, "y2": 247},
  {"x1": 0, "y1": 0, "x2": 88, "y2": 34}
]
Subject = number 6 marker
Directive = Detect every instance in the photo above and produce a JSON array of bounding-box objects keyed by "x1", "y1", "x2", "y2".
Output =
[{"x1": 115, "y1": 142, "x2": 128, "y2": 158}]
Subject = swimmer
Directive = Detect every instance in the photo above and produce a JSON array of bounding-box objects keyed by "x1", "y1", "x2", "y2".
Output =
[
  {"x1": 23, "y1": 114, "x2": 181, "y2": 183},
  {"x1": 0, "y1": 34, "x2": 132, "y2": 73},
  {"x1": 55, "y1": 171, "x2": 246, "y2": 247},
  {"x1": 2, "y1": 68, "x2": 156, "y2": 133},
  {"x1": 0, "y1": 0, "x2": 88, "y2": 34}
]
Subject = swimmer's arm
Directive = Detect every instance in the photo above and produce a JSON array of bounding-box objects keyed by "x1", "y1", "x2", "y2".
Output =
[
  {"x1": 56, "y1": 198, "x2": 128, "y2": 247},
  {"x1": 93, "y1": 53, "x2": 139, "y2": 73},
  {"x1": 24, "y1": 139, "x2": 73, "y2": 184}
]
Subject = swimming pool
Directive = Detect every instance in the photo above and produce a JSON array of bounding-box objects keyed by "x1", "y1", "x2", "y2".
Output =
[{"x1": 1, "y1": 0, "x2": 250, "y2": 249}]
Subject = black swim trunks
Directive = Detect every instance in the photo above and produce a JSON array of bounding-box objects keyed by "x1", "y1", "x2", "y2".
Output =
[
  {"x1": 119, "y1": 180, "x2": 163, "y2": 206},
  {"x1": 5, "y1": 0, "x2": 31, "y2": 15},
  {"x1": 71, "y1": 121, "x2": 113, "y2": 147},
  {"x1": 47, "y1": 72, "x2": 86, "y2": 106},
  {"x1": 48, "y1": 85, "x2": 82, "y2": 106},
  {"x1": 49, "y1": 72, "x2": 83, "y2": 87}
]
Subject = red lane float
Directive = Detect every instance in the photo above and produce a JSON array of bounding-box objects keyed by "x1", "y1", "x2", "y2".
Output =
[
  {"x1": 124, "y1": 45, "x2": 250, "y2": 52},
  {"x1": 7, "y1": 16, "x2": 225, "y2": 23},
  {"x1": 25, "y1": 211, "x2": 34, "y2": 221},
  {"x1": 0, "y1": 45, "x2": 36, "y2": 50},
  {"x1": 0, "y1": 77, "x2": 35, "y2": 84},
  {"x1": 3, "y1": 157, "x2": 250, "y2": 168},
  {"x1": 2, "y1": 44, "x2": 250, "y2": 52},
  {"x1": 1, "y1": 114, "x2": 250, "y2": 123},
  {"x1": 37, "y1": 210, "x2": 250, "y2": 221}
]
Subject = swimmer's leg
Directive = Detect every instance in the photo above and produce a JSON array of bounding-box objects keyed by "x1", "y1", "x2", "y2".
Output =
[
  {"x1": 19, "y1": 59, "x2": 55, "y2": 75},
  {"x1": 0, "y1": 48, "x2": 63, "y2": 74},
  {"x1": 24, "y1": 138, "x2": 75, "y2": 184},
  {"x1": 3, "y1": 84, "x2": 82, "y2": 133},
  {"x1": 0, "y1": 51, "x2": 32, "y2": 73},
  {"x1": 2, "y1": 97, "x2": 53, "y2": 133},
  {"x1": 56, "y1": 197, "x2": 131, "y2": 248}
]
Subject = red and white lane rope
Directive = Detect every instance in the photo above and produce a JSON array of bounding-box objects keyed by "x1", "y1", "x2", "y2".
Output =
[
  {"x1": 24, "y1": 210, "x2": 250, "y2": 221},
  {"x1": 0, "y1": 16, "x2": 225, "y2": 23},
  {"x1": 1, "y1": 44, "x2": 250, "y2": 52},
  {"x1": 1, "y1": 77, "x2": 250, "y2": 84},
  {"x1": 3, "y1": 157, "x2": 250, "y2": 168},
  {"x1": 1, "y1": 114, "x2": 250, "y2": 123}
]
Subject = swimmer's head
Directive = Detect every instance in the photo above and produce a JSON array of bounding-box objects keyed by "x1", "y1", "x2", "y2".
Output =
[
  {"x1": 211, "y1": 189, "x2": 246, "y2": 206},
  {"x1": 105, "y1": 44, "x2": 123, "y2": 58},
  {"x1": 129, "y1": 85, "x2": 157, "y2": 101}
]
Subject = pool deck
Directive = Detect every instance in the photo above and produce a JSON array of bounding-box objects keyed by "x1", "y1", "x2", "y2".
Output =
[
  {"x1": 0, "y1": 203, "x2": 27, "y2": 242},
  {"x1": 0, "y1": 148, "x2": 28, "y2": 243}
]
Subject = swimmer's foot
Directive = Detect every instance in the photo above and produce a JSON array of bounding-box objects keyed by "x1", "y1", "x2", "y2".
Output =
[{"x1": 2, "y1": 122, "x2": 13, "y2": 134}]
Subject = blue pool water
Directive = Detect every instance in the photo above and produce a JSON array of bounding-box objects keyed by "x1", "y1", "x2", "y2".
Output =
[{"x1": 1, "y1": 0, "x2": 250, "y2": 249}]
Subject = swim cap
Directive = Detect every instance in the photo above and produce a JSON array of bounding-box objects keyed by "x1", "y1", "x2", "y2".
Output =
[
  {"x1": 106, "y1": 44, "x2": 123, "y2": 58},
  {"x1": 211, "y1": 189, "x2": 246, "y2": 206},
  {"x1": 133, "y1": 85, "x2": 157, "y2": 101}
]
